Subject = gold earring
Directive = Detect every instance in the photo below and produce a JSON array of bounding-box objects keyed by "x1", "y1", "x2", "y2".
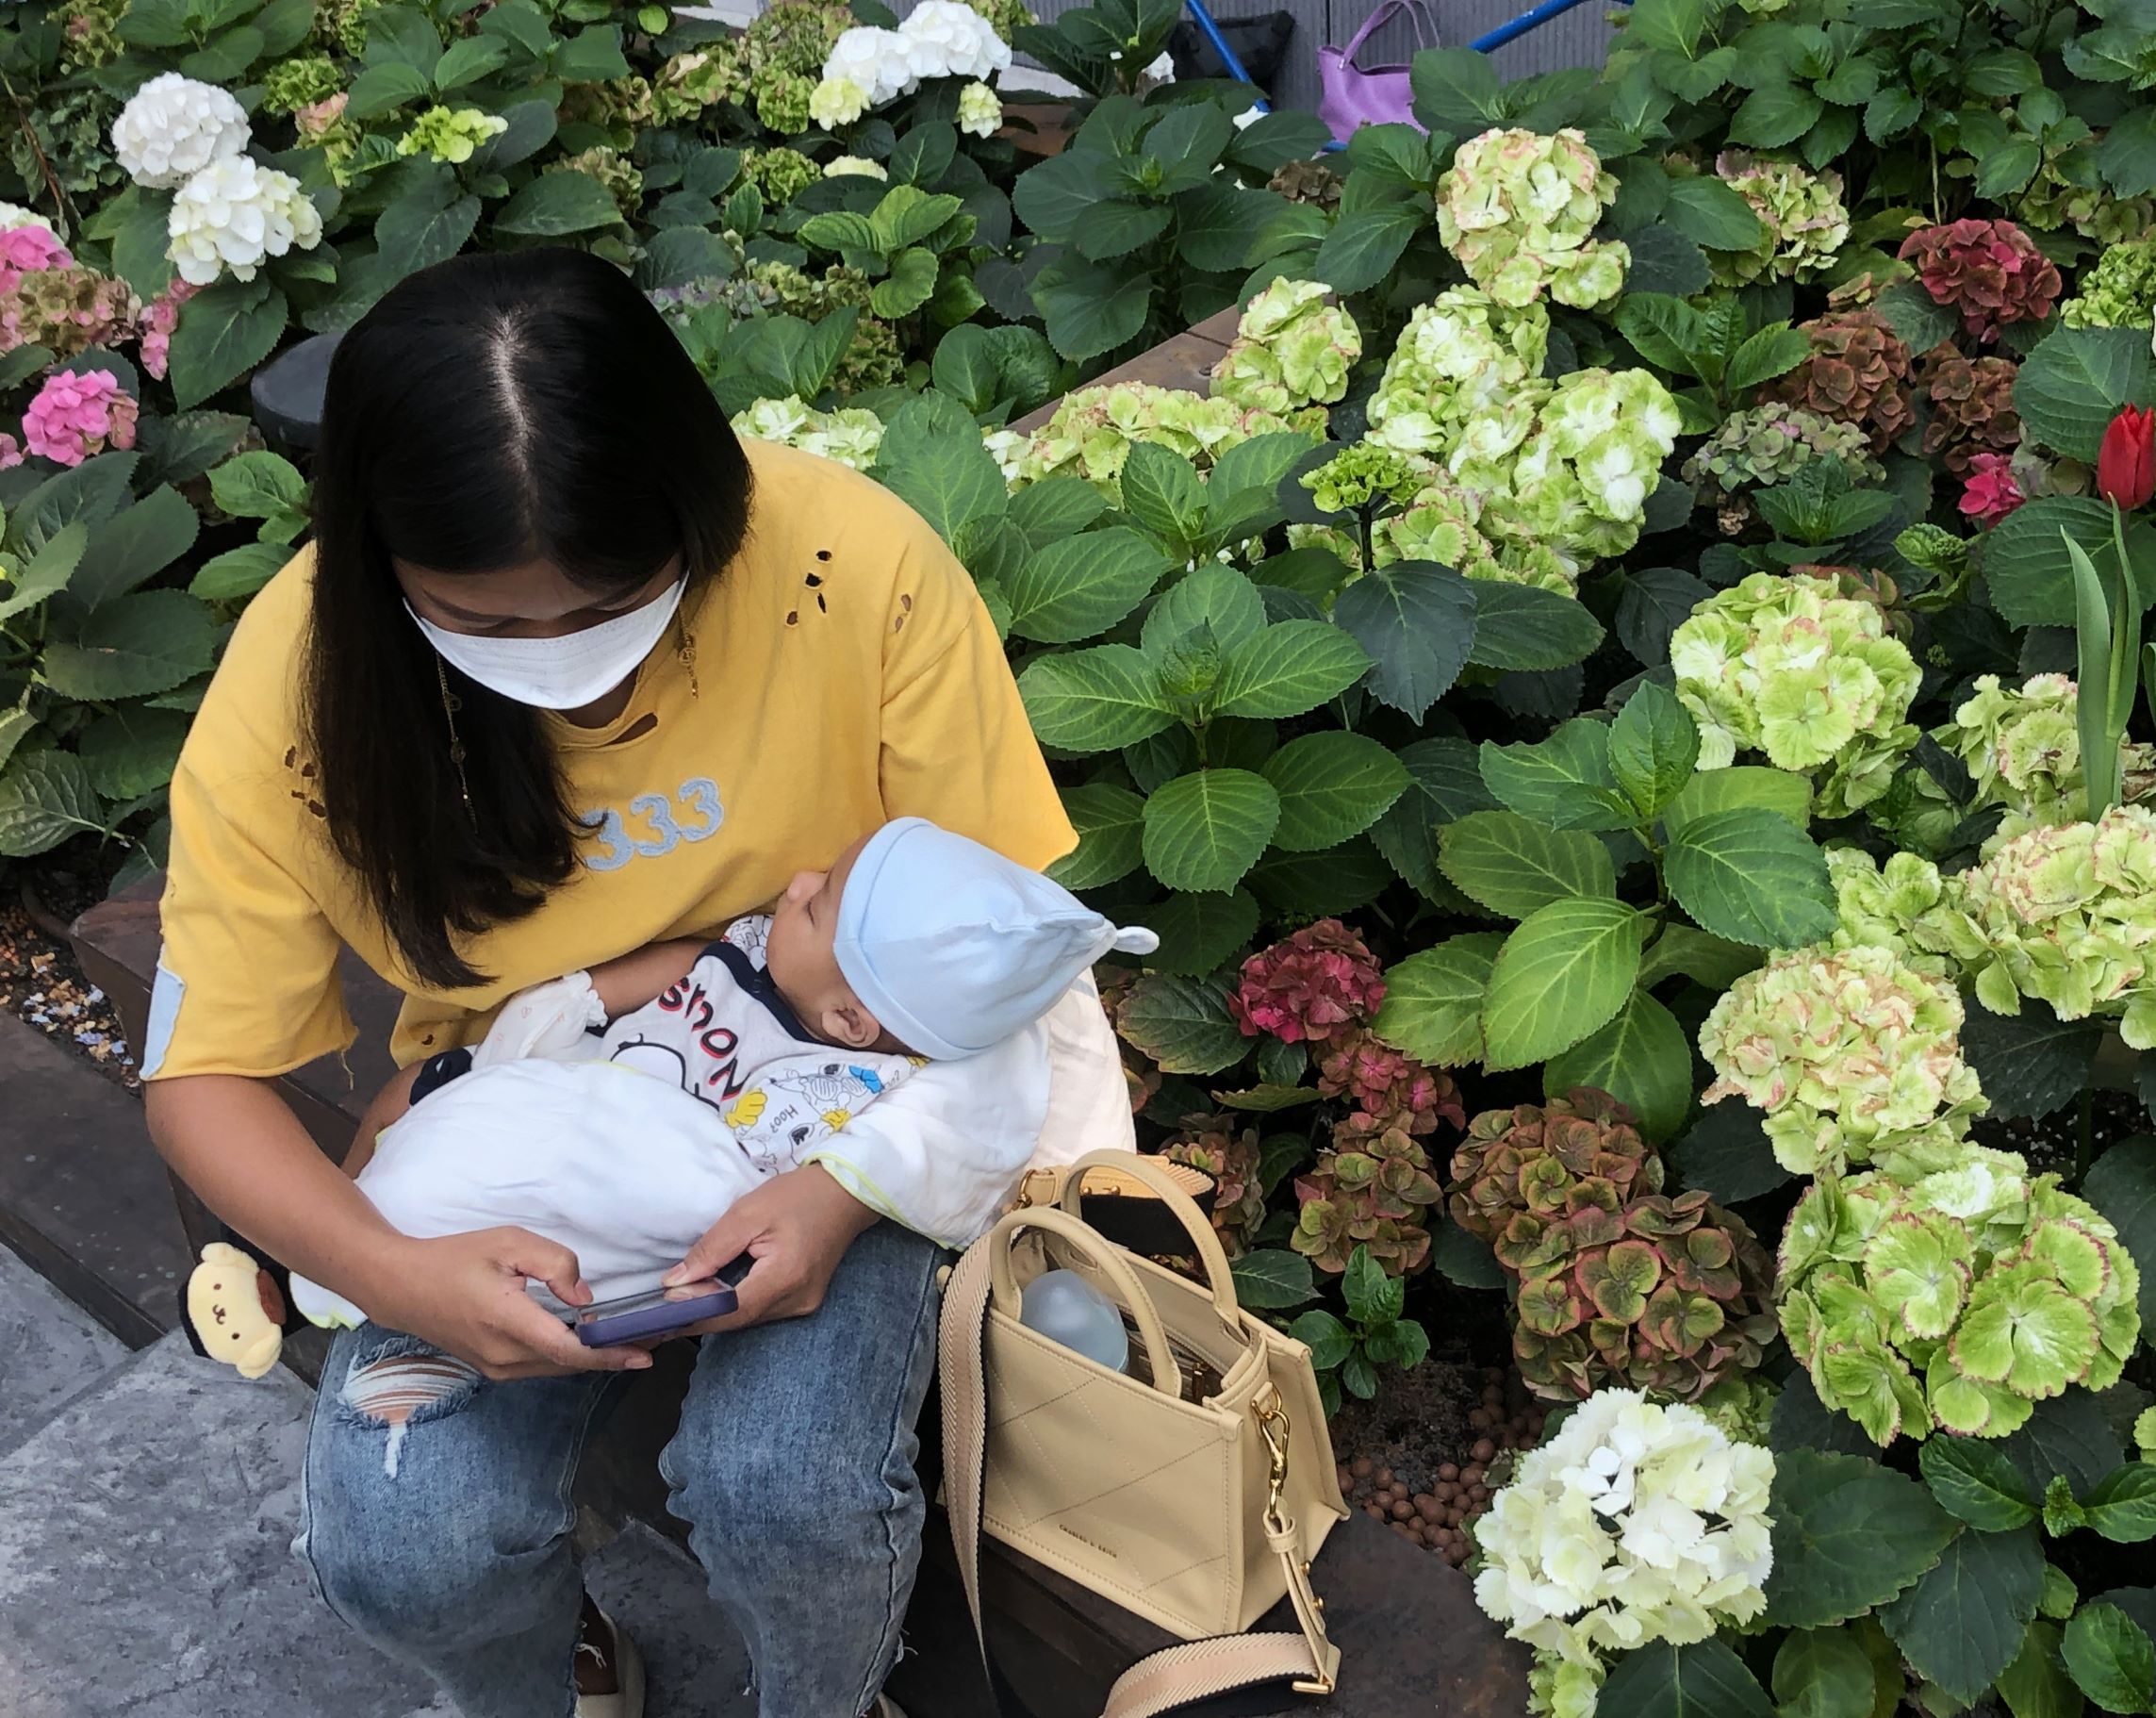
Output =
[
  {"x1": 436, "y1": 658, "x2": 474, "y2": 819},
  {"x1": 675, "y1": 612, "x2": 699, "y2": 700}
]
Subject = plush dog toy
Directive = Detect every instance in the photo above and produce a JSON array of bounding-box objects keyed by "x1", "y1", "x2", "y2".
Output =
[{"x1": 185, "y1": 1239, "x2": 290, "y2": 1379}]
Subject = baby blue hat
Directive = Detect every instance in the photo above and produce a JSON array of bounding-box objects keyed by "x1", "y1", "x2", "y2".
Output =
[{"x1": 833, "y1": 818, "x2": 1159, "y2": 1061}]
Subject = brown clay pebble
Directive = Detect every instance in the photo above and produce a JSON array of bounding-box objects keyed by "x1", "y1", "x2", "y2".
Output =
[
  {"x1": 1473, "y1": 1485, "x2": 1492, "y2": 1505},
  {"x1": 1351, "y1": 1457, "x2": 1374, "y2": 1478},
  {"x1": 1462, "y1": 1463, "x2": 1485, "y2": 1486},
  {"x1": 1337, "y1": 1465, "x2": 1354, "y2": 1494},
  {"x1": 1482, "y1": 1384, "x2": 1506, "y2": 1405},
  {"x1": 1391, "y1": 1522, "x2": 1416, "y2": 1542},
  {"x1": 1374, "y1": 1466, "x2": 1393, "y2": 1487},
  {"x1": 1416, "y1": 1495, "x2": 1441, "y2": 1523},
  {"x1": 1448, "y1": 1545, "x2": 1469, "y2": 1567},
  {"x1": 1363, "y1": 1501, "x2": 1387, "y2": 1520},
  {"x1": 1434, "y1": 1480, "x2": 1456, "y2": 1502},
  {"x1": 1467, "y1": 1407, "x2": 1493, "y2": 1431},
  {"x1": 1438, "y1": 1462, "x2": 1460, "y2": 1482},
  {"x1": 1472, "y1": 1438, "x2": 1497, "y2": 1463},
  {"x1": 1391, "y1": 1498, "x2": 1414, "y2": 1521}
]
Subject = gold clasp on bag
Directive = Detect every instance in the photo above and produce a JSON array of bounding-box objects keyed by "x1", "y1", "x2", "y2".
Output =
[{"x1": 1253, "y1": 1386, "x2": 1334, "y2": 1695}]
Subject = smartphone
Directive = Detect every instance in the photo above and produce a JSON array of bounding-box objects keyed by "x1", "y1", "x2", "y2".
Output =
[{"x1": 574, "y1": 1280, "x2": 738, "y2": 1346}]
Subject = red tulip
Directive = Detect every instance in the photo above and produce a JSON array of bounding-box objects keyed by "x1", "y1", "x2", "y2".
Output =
[{"x1": 2098, "y1": 405, "x2": 2156, "y2": 510}]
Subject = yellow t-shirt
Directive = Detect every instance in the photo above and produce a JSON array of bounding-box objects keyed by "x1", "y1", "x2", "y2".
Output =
[{"x1": 144, "y1": 441, "x2": 1075, "y2": 1081}]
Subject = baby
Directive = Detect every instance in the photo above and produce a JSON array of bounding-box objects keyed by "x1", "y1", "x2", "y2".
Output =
[{"x1": 190, "y1": 818, "x2": 1155, "y2": 1361}]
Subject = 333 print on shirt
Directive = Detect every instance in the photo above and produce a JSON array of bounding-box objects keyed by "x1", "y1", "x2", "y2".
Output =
[{"x1": 578, "y1": 776, "x2": 725, "y2": 871}]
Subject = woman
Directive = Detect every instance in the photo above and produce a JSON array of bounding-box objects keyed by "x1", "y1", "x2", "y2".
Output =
[{"x1": 142, "y1": 247, "x2": 1080, "y2": 1718}]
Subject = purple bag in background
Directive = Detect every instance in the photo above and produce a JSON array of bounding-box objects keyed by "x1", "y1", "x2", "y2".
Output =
[{"x1": 1318, "y1": 0, "x2": 1439, "y2": 145}]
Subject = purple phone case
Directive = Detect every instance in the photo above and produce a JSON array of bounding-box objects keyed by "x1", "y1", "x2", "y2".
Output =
[{"x1": 575, "y1": 1283, "x2": 737, "y2": 1346}]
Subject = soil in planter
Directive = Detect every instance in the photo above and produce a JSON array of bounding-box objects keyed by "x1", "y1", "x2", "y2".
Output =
[
  {"x1": 1332, "y1": 1362, "x2": 1546, "y2": 1567},
  {"x1": 3, "y1": 838, "x2": 141, "y2": 1091}
]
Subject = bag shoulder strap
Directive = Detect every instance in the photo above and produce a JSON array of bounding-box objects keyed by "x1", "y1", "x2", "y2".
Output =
[
  {"x1": 1338, "y1": 0, "x2": 1430, "y2": 62},
  {"x1": 939, "y1": 1240, "x2": 1341, "y2": 1718}
]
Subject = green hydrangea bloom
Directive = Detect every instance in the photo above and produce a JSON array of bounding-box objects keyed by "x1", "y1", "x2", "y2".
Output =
[
  {"x1": 960, "y1": 0, "x2": 1034, "y2": 38},
  {"x1": 317, "y1": 0, "x2": 381, "y2": 55},
  {"x1": 1670, "y1": 571, "x2": 1921, "y2": 817},
  {"x1": 1824, "y1": 847, "x2": 1956, "y2": 972},
  {"x1": 1708, "y1": 151, "x2": 1849, "y2": 285},
  {"x1": 396, "y1": 106, "x2": 508, "y2": 165},
  {"x1": 1436, "y1": 127, "x2": 1627, "y2": 310},
  {"x1": 1373, "y1": 480, "x2": 1509, "y2": 582},
  {"x1": 1926, "y1": 805, "x2": 2156, "y2": 1048},
  {"x1": 1528, "y1": 1657, "x2": 1603, "y2": 1718},
  {"x1": 1212, "y1": 279, "x2": 1362, "y2": 417},
  {"x1": 755, "y1": 69, "x2": 816, "y2": 134},
  {"x1": 2062, "y1": 236, "x2": 2156, "y2": 329},
  {"x1": 1681, "y1": 405, "x2": 1883, "y2": 499},
  {"x1": 1778, "y1": 1152, "x2": 2141, "y2": 1443},
  {"x1": 653, "y1": 44, "x2": 749, "y2": 121},
  {"x1": 1012, "y1": 382, "x2": 1319, "y2": 500},
  {"x1": 549, "y1": 146, "x2": 644, "y2": 220},
  {"x1": 743, "y1": 146, "x2": 820, "y2": 206},
  {"x1": 1367, "y1": 287, "x2": 1549, "y2": 458},
  {"x1": 1460, "y1": 368, "x2": 1684, "y2": 591},
  {"x1": 2023, "y1": 161, "x2": 2153, "y2": 248},
  {"x1": 731, "y1": 394, "x2": 886, "y2": 469},
  {"x1": 745, "y1": 0, "x2": 857, "y2": 78},
  {"x1": 1299, "y1": 440, "x2": 1430, "y2": 513},
  {"x1": 263, "y1": 55, "x2": 341, "y2": 116},
  {"x1": 61, "y1": 0, "x2": 129, "y2": 70},
  {"x1": 1934, "y1": 673, "x2": 2156, "y2": 853},
  {"x1": 1701, "y1": 940, "x2": 1985, "y2": 1180}
]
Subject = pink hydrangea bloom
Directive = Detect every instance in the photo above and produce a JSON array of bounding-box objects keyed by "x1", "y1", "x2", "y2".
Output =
[
  {"x1": 1318, "y1": 1027, "x2": 1463, "y2": 1135},
  {"x1": 1898, "y1": 218, "x2": 2062, "y2": 344},
  {"x1": 295, "y1": 91, "x2": 348, "y2": 140},
  {"x1": 23, "y1": 369, "x2": 139, "y2": 467},
  {"x1": 0, "y1": 433, "x2": 21, "y2": 470},
  {"x1": 1229, "y1": 918, "x2": 1385, "y2": 1044},
  {"x1": 138, "y1": 278, "x2": 199, "y2": 381},
  {"x1": 0, "y1": 223, "x2": 72, "y2": 295},
  {"x1": 1958, "y1": 451, "x2": 2024, "y2": 526}
]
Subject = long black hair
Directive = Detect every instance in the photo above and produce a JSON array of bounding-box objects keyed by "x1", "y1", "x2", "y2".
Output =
[{"x1": 304, "y1": 247, "x2": 753, "y2": 991}]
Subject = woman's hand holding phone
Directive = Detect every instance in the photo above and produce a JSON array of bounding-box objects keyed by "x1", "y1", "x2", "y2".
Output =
[
  {"x1": 364, "y1": 1228, "x2": 657, "y2": 1380},
  {"x1": 661, "y1": 1165, "x2": 879, "y2": 1336}
]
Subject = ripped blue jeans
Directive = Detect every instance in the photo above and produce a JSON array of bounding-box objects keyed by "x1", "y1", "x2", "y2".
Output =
[{"x1": 293, "y1": 1221, "x2": 946, "y2": 1718}]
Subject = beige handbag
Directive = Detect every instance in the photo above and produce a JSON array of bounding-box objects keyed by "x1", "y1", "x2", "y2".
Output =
[{"x1": 940, "y1": 1150, "x2": 1350, "y2": 1715}]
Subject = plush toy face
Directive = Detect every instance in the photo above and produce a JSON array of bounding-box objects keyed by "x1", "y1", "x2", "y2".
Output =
[{"x1": 187, "y1": 1242, "x2": 285, "y2": 1379}]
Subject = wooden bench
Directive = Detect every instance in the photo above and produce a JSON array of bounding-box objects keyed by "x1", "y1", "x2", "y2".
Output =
[{"x1": 73, "y1": 882, "x2": 1527, "y2": 1718}]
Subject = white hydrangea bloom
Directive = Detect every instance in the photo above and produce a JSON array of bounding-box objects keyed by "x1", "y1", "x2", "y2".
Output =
[
  {"x1": 823, "y1": 26, "x2": 920, "y2": 105},
  {"x1": 810, "y1": 74, "x2": 872, "y2": 128},
  {"x1": 166, "y1": 156, "x2": 323, "y2": 287},
  {"x1": 732, "y1": 395, "x2": 886, "y2": 470},
  {"x1": 0, "y1": 201, "x2": 58, "y2": 236},
  {"x1": 957, "y1": 81, "x2": 1002, "y2": 138},
  {"x1": 900, "y1": 0, "x2": 1012, "y2": 80},
  {"x1": 824, "y1": 155, "x2": 889, "y2": 179},
  {"x1": 1473, "y1": 1389, "x2": 1773, "y2": 1690},
  {"x1": 1144, "y1": 49, "x2": 1175, "y2": 80},
  {"x1": 112, "y1": 73, "x2": 251, "y2": 190}
]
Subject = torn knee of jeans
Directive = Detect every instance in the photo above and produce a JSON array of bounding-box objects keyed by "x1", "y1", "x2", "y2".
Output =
[{"x1": 336, "y1": 1338, "x2": 480, "y2": 1478}]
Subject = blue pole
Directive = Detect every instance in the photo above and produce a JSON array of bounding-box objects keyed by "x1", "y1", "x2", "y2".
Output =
[
  {"x1": 1467, "y1": 0, "x2": 1596, "y2": 53},
  {"x1": 1184, "y1": 0, "x2": 1271, "y2": 111}
]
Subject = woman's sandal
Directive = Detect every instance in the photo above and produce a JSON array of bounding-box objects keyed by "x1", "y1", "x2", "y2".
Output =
[{"x1": 574, "y1": 1601, "x2": 646, "y2": 1718}]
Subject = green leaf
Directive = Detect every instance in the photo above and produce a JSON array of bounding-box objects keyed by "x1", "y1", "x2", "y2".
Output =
[
  {"x1": 1597, "y1": 1640, "x2": 1773, "y2": 1718},
  {"x1": 1259, "y1": 732, "x2": 1409, "y2": 852},
  {"x1": 1121, "y1": 443, "x2": 1207, "y2": 546},
  {"x1": 493, "y1": 172, "x2": 621, "y2": 236},
  {"x1": 1019, "y1": 645, "x2": 1177, "y2": 752},
  {"x1": 1003, "y1": 528, "x2": 1169, "y2": 644},
  {"x1": 189, "y1": 542, "x2": 289, "y2": 603},
  {"x1": 1766, "y1": 1449, "x2": 1960, "y2": 1629},
  {"x1": 1372, "y1": 933, "x2": 1504, "y2": 1067},
  {"x1": 0, "y1": 752, "x2": 104, "y2": 858},
  {"x1": 552, "y1": 23, "x2": 632, "y2": 80},
  {"x1": 1960, "y1": 1004, "x2": 2104, "y2": 1122},
  {"x1": 1542, "y1": 991, "x2": 1692, "y2": 1144},
  {"x1": 1439, "y1": 808, "x2": 1615, "y2": 917},
  {"x1": 1726, "y1": 324, "x2": 1812, "y2": 393},
  {"x1": 1328, "y1": 561, "x2": 1476, "y2": 720},
  {"x1": 2082, "y1": 1140, "x2": 2156, "y2": 1335},
  {"x1": 1142, "y1": 768, "x2": 1280, "y2": 892},
  {"x1": 0, "y1": 522, "x2": 87, "y2": 623},
  {"x1": 208, "y1": 451, "x2": 307, "y2": 522},
  {"x1": 1609, "y1": 680, "x2": 1702, "y2": 818},
  {"x1": 1011, "y1": 477, "x2": 1108, "y2": 547},
  {"x1": 74, "y1": 487, "x2": 199, "y2": 612},
  {"x1": 167, "y1": 279, "x2": 288, "y2": 411},
  {"x1": 1879, "y1": 1523, "x2": 2045, "y2": 1704},
  {"x1": 1212, "y1": 620, "x2": 1372, "y2": 719},
  {"x1": 1372, "y1": 736, "x2": 1494, "y2": 899},
  {"x1": 2063, "y1": 1603, "x2": 2156, "y2": 1716},
  {"x1": 1617, "y1": 292, "x2": 1711, "y2": 375},
  {"x1": 1230, "y1": 1248, "x2": 1315, "y2": 1311},
  {"x1": 1921, "y1": 1435, "x2": 2041, "y2": 1530},
  {"x1": 1048, "y1": 783, "x2": 1146, "y2": 890},
  {"x1": 41, "y1": 589, "x2": 217, "y2": 701},
  {"x1": 1075, "y1": 199, "x2": 1174, "y2": 262},
  {"x1": 1662, "y1": 765, "x2": 1812, "y2": 834},
  {"x1": 1479, "y1": 719, "x2": 1635, "y2": 833},
  {"x1": 1665, "y1": 807, "x2": 1837, "y2": 948},
  {"x1": 1481, "y1": 898, "x2": 1646, "y2": 1072},
  {"x1": 1310, "y1": 206, "x2": 1423, "y2": 297},
  {"x1": 0, "y1": 711, "x2": 33, "y2": 777},
  {"x1": 1623, "y1": 0, "x2": 1711, "y2": 55},
  {"x1": 1144, "y1": 887, "x2": 1259, "y2": 976},
  {"x1": 1664, "y1": 176, "x2": 1769, "y2": 252},
  {"x1": 1771, "y1": 1627, "x2": 1878, "y2": 1718},
  {"x1": 2015, "y1": 327, "x2": 2153, "y2": 465},
  {"x1": 1144, "y1": 565, "x2": 1267, "y2": 657},
  {"x1": 1465, "y1": 581, "x2": 1605, "y2": 671},
  {"x1": 1034, "y1": 261, "x2": 1152, "y2": 363},
  {"x1": 1998, "y1": 1618, "x2": 2084, "y2": 1718},
  {"x1": 1617, "y1": 565, "x2": 1712, "y2": 669},
  {"x1": 2084, "y1": 1463, "x2": 2156, "y2": 1545},
  {"x1": 345, "y1": 59, "x2": 431, "y2": 119},
  {"x1": 433, "y1": 32, "x2": 507, "y2": 90},
  {"x1": 1732, "y1": 83, "x2": 1825, "y2": 147},
  {"x1": 1288, "y1": 1307, "x2": 1353, "y2": 1368},
  {"x1": 1669, "y1": 1103, "x2": 1793, "y2": 1203},
  {"x1": 1638, "y1": 922, "x2": 1762, "y2": 992},
  {"x1": 76, "y1": 705, "x2": 189, "y2": 801},
  {"x1": 1408, "y1": 45, "x2": 1504, "y2": 133},
  {"x1": 375, "y1": 187, "x2": 481, "y2": 281},
  {"x1": 2101, "y1": 108, "x2": 2156, "y2": 199},
  {"x1": 1985, "y1": 496, "x2": 2156, "y2": 630},
  {"x1": 876, "y1": 422, "x2": 1007, "y2": 546},
  {"x1": 1115, "y1": 972, "x2": 1246, "y2": 1075},
  {"x1": 2003, "y1": 1396, "x2": 2127, "y2": 1499},
  {"x1": 869, "y1": 247, "x2": 940, "y2": 320}
]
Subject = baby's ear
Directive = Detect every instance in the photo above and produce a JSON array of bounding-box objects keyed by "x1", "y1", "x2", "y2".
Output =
[{"x1": 822, "y1": 999, "x2": 882, "y2": 1050}]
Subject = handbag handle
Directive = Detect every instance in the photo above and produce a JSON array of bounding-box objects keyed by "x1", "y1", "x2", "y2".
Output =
[
  {"x1": 1060, "y1": 1149, "x2": 1241, "y2": 1331},
  {"x1": 1339, "y1": 0, "x2": 1439, "y2": 63},
  {"x1": 988, "y1": 1204, "x2": 1183, "y2": 1398}
]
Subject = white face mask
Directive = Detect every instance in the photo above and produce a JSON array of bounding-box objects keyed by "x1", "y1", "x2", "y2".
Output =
[{"x1": 407, "y1": 577, "x2": 688, "y2": 710}]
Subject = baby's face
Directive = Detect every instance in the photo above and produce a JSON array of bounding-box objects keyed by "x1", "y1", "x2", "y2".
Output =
[{"x1": 765, "y1": 834, "x2": 885, "y2": 1050}]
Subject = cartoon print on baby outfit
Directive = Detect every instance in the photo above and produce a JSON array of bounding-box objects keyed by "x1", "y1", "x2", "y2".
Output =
[{"x1": 731, "y1": 1058, "x2": 898, "y2": 1172}]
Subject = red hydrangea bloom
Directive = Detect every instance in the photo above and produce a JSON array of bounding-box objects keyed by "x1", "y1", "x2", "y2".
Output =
[
  {"x1": 1898, "y1": 219, "x2": 2062, "y2": 343},
  {"x1": 1320, "y1": 1027, "x2": 1464, "y2": 1136},
  {"x1": 1228, "y1": 918, "x2": 1384, "y2": 1044},
  {"x1": 1957, "y1": 452, "x2": 2024, "y2": 525}
]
